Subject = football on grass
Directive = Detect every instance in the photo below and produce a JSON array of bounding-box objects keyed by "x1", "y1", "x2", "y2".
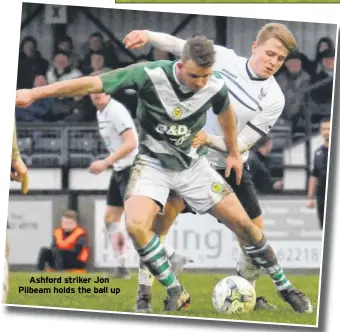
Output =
[{"x1": 212, "y1": 276, "x2": 256, "y2": 314}]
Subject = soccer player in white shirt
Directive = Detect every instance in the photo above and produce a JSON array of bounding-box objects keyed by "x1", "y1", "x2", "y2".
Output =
[
  {"x1": 87, "y1": 77, "x2": 139, "y2": 279},
  {"x1": 123, "y1": 23, "x2": 310, "y2": 312}
]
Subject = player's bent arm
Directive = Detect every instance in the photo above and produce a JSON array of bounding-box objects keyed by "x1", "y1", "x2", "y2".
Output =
[
  {"x1": 31, "y1": 76, "x2": 103, "y2": 100},
  {"x1": 145, "y1": 31, "x2": 186, "y2": 56},
  {"x1": 217, "y1": 104, "x2": 239, "y2": 156},
  {"x1": 307, "y1": 176, "x2": 318, "y2": 200},
  {"x1": 104, "y1": 129, "x2": 137, "y2": 167},
  {"x1": 205, "y1": 125, "x2": 262, "y2": 154}
]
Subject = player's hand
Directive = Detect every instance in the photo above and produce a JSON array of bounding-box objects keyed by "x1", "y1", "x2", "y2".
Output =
[
  {"x1": 273, "y1": 180, "x2": 283, "y2": 190},
  {"x1": 225, "y1": 153, "x2": 243, "y2": 185},
  {"x1": 123, "y1": 30, "x2": 149, "y2": 49},
  {"x1": 192, "y1": 130, "x2": 208, "y2": 148},
  {"x1": 88, "y1": 160, "x2": 109, "y2": 174},
  {"x1": 11, "y1": 158, "x2": 29, "y2": 194},
  {"x1": 307, "y1": 199, "x2": 315, "y2": 209},
  {"x1": 16, "y1": 89, "x2": 35, "y2": 108}
]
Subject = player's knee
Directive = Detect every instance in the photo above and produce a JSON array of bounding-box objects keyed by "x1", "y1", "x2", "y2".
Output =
[{"x1": 125, "y1": 218, "x2": 148, "y2": 238}]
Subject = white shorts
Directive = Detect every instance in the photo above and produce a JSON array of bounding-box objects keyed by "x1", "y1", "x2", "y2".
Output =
[{"x1": 125, "y1": 155, "x2": 233, "y2": 214}]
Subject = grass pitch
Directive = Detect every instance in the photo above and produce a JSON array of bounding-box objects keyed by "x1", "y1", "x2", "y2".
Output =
[{"x1": 7, "y1": 272, "x2": 319, "y2": 326}]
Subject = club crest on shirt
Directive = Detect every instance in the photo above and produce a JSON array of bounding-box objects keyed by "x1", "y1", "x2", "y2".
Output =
[
  {"x1": 211, "y1": 182, "x2": 223, "y2": 193},
  {"x1": 258, "y1": 87, "x2": 267, "y2": 101},
  {"x1": 172, "y1": 107, "x2": 182, "y2": 119}
]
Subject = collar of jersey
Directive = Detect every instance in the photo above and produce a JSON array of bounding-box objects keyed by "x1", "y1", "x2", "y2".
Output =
[
  {"x1": 246, "y1": 60, "x2": 267, "y2": 81},
  {"x1": 172, "y1": 61, "x2": 195, "y2": 94},
  {"x1": 98, "y1": 97, "x2": 112, "y2": 114}
]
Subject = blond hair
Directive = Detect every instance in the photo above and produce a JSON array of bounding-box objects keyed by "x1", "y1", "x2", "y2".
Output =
[{"x1": 256, "y1": 23, "x2": 296, "y2": 53}]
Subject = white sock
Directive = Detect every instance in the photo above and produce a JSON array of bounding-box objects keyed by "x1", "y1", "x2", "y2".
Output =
[
  {"x1": 138, "y1": 263, "x2": 153, "y2": 286},
  {"x1": 163, "y1": 243, "x2": 175, "y2": 258},
  {"x1": 105, "y1": 221, "x2": 127, "y2": 268},
  {"x1": 117, "y1": 254, "x2": 127, "y2": 268},
  {"x1": 237, "y1": 249, "x2": 260, "y2": 291}
]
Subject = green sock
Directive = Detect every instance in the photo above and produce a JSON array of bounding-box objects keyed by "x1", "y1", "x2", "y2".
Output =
[
  {"x1": 268, "y1": 266, "x2": 292, "y2": 291},
  {"x1": 137, "y1": 234, "x2": 179, "y2": 289}
]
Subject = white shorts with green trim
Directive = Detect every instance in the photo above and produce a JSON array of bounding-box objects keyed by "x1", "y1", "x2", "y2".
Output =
[{"x1": 125, "y1": 155, "x2": 233, "y2": 214}]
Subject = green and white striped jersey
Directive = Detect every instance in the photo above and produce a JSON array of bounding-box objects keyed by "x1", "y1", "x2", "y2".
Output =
[{"x1": 100, "y1": 60, "x2": 230, "y2": 171}]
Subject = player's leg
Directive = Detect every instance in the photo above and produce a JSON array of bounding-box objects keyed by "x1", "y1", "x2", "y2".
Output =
[
  {"x1": 178, "y1": 158, "x2": 312, "y2": 313},
  {"x1": 155, "y1": 194, "x2": 191, "y2": 275},
  {"x1": 105, "y1": 170, "x2": 129, "y2": 279},
  {"x1": 135, "y1": 195, "x2": 187, "y2": 313},
  {"x1": 125, "y1": 157, "x2": 190, "y2": 312},
  {"x1": 37, "y1": 247, "x2": 56, "y2": 271},
  {"x1": 217, "y1": 167, "x2": 275, "y2": 310}
]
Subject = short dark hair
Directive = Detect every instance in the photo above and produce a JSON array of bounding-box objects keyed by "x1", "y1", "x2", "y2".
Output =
[
  {"x1": 320, "y1": 115, "x2": 331, "y2": 125},
  {"x1": 181, "y1": 35, "x2": 216, "y2": 68},
  {"x1": 53, "y1": 49, "x2": 70, "y2": 58},
  {"x1": 62, "y1": 210, "x2": 78, "y2": 221}
]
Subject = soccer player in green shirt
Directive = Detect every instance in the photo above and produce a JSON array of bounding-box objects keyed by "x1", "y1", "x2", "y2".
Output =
[{"x1": 16, "y1": 35, "x2": 311, "y2": 314}]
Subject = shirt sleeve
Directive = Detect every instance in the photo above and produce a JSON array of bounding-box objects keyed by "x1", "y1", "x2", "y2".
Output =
[
  {"x1": 100, "y1": 62, "x2": 150, "y2": 95},
  {"x1": 75, "y1": 236, "x2": 86, "y2": 255},
  {"x1": 211, "y1": 84, "x2": 230, "y2": 115},
  {"x1": 311, "y1": 151, "x2": 319, "y2": 177},
  {"x1": 247, "y1": 87, "x2": 285, "y2": 136},
  {"x1": 214, "y1": 46, "x2": 236, "y2": 66}
]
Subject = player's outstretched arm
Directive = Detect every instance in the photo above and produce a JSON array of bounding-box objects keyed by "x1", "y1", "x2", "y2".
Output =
[
  {"x1": 16, "y1": 75, "x2": 103, "y2": 108},
  {"x1": 124, "y1": 30, "x2": 185, "y2": 56}
]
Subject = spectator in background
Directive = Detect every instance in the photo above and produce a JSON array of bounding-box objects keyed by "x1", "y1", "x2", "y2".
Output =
[
  {"x1": 46, "y1": 50, "x2": 83, "y2": 121},
  {"x1": 17, "y1": 36, "x2": 49, "y2": 89},
  {"x1": 15, "y1": 75, "x2": 55, "y2": 122},
  {"x1": 55, "y1": 35, "x2": 80, "y2": 69},
  {"x1": 46, "y1": 50, "x2": 82, "y2": 84},
  {"x1": 276, "y1": 50, "x2": 310, "y2": 135},
  {"x1": 309, "y1": 48, "x2": 335, "y2": 104},
  {"x1": 301, "y1": 37, "x2": 334, "y2": 77},
  {"x1": 307, "y1": 116, "x2": 330, "y2": 229},
  {"x1": 90, "y1": 51, "x2": 112, "y2": 72},
  {"x1": 307, "y1": 48, "x2": 334, "y2": 125},
  {"x1": 248, "y1": 136, "x2": 283, "y2": 194},
  {"x1": 37, "y1": 210, "x2": 89, "y2": 273},
  {"x1": 80, "y1": 32, "x2": 121, "y2": 74}
]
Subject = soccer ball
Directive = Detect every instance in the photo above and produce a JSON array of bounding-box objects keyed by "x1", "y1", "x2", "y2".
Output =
[{"x1": 212, "y1": 276, "x2": 256, "y2": 314}]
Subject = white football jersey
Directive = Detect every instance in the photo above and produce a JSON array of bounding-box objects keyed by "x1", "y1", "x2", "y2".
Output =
[
  {"x1": 204, "y1": 46, "x2": 285, "y2": 169},
  {"x1": 96, "y1": 98, "x2": 138, "y2": 171}
]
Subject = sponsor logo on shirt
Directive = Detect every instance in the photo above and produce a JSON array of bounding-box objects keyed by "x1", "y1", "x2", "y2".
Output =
[{"x1": 222, "y1": 68, "x2": 238, "y2": 80}]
